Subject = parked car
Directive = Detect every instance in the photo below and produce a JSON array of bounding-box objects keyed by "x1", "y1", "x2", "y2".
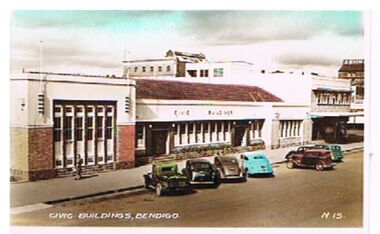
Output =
[
  {"x1": 214, "y1": 156, "x2": 246, "y2": 181},
  {"x1": 240, "y1": 152, "x2": 273, "y2": 176},
  {"x1": 143, "y1": 162, "x2": 191, "y2": 196},
  {"x1": 285, "y1": 148, "x2": 335, "y2": 171},
  {"x1": 314, "y1": 144, "x2": 344, "y2": 161},
  {"x1": 182, "y1": 159, "x2": 219, "y2": 187}
]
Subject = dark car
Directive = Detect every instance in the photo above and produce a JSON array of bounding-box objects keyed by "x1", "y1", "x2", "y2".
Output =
[
  {"x1": 143, "y1": 162, "x2": 191, "y2": 196},
  {"x1": 314, "y1": 144, "x2": 344, "y2": 162},
  {"x1": 285, "y1": 147, "x2": 335, "y2": 171},
  {"x1": 214, "y1": 156, "x2": 246, "y2": 181},
  {"x1": 182, "y1": 159, "x2": 219, "y2": 187}
]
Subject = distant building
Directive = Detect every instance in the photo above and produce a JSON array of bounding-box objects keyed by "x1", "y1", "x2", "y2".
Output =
[
  {"x1": 123, "y1": 50, "x2": 208, "y2": 78},
  {"x1": 338, "y1": 59, "x2": 364, "y2": 126}
]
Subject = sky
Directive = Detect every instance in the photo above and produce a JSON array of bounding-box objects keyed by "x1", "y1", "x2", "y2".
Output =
[{"x1": 10, "y1": 10, "x2": 364, "y2": 77}]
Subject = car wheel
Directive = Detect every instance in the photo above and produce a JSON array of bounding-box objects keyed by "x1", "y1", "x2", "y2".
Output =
[
  {"x1": 144, "y1": 178, "x2": 149, "y2": 189},
  {"x1": 315, "y1": 162, "x2": 324, "y2": 171},
  {"x1": 286, "y1": 159, "x2": 294, "y2": 169},
  {"x1": 242, "y1": 169, "x2": 248, "y2": 182},
  {"x1": 156, "y1": 183, "x2": 163, "y2": 196}
]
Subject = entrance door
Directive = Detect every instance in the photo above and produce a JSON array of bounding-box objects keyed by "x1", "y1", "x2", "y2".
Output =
[
  {"x1": 233, "y1": 126, "x2": 246, "y2": 147},
  {"x1": 151, "y1": 130, "x2": 168, "y2": 155}
]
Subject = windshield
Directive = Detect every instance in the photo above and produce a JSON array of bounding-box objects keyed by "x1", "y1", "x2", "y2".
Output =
[
  {"x1": 221, "y1": 158, "x2": 238, "y2": 164},
  {"x1": 253, "y1": 156, "x2": 264, "y2": 160},
  {"x1": 331, "y1": 145, "x2": 342, "y2": 151},
  {"x1": 159, "y1": 165, "x2": 177, "y2": 175},
  {"x1": 191, "y1": 163, "x2": 211, "y2": 170}
]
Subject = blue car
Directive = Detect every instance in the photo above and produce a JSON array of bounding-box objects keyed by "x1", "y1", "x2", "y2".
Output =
[{"x1": 240, "y1": 152, "x2": 274, "y2": 176}]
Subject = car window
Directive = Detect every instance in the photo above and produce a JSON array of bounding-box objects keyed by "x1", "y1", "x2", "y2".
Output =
[
  {"x1": 253, "y1": 156, "x2": 263, "y2": 159},
  {"x1": 244, "y1": 156, "x2": 249, "y2": 161},
  {"x1": 191, "y1": 163, "x2": 211, "y2": 170},
  {"x1": 160, "y1": 166, "x2": 177, "y2": 175},
  {"x1": 221, "y1": 158, "x2": 237, "y2": 164}
]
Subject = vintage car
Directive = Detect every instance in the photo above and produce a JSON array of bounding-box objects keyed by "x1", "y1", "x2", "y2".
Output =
[
  {"x1": 240, "y1": 152, "x2": 273, "y2": 176},
  {"x1": 214, "y1": 156, "x2": 246, "y2": 181},
  {"x1": 143, "y1": 162, "x2": 191, "y2": 196},
  {"x1": 314, "y1": 144, "x2": 344, "y2": 161},
  {"x1": 182, "y1": 159, "x2": 219, "y2": 186},
  {"x1": 285, "y1": 148, "x2": 335, "y2": 171}
]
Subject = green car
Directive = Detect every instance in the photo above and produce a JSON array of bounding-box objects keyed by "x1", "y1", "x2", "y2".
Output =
[
  {"x1": 314, "y1": 144, "x2": 344, "y2": 162},
  {"x1": 143, "y1": 162, "x2": 191, "y2": 196}
]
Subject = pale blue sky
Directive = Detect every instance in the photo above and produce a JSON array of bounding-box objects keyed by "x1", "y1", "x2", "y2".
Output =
[{"x1": 10, "y1": 11, "x2": 364, "y2": 76}]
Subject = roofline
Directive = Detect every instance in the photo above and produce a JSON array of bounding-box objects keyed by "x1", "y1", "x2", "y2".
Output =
[{"x1": 123, "y1": 58, "x2": 176, "y2": 63}]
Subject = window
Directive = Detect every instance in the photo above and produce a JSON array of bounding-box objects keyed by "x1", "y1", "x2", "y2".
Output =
[
  {"x1": 75, "y1": 117, "x2": 83, "y2": 141},
  {"x1": 166, "y1": 65, "x2": 171, "y2": 72},
  {"x1": 213, "y1": 68, "x2": 224, "y2": 77},
  {"x1": 76, "y1": 107, "x2": 83, "y2": 113},
  {"x1": 158, "y1": 66, "x2": 162, "y2": 72},
  {"x1": 189, "y1": 123, "x2": 194, "y2": 134},
  {"x1": 204, "y1": 123, "x2": 209, "y2": 133},
  {"x1": 87, "y1": 107, "x2": 94, "y2": 113},
  {"x1": 86, "y1": 116, "x2": 94, "y2": 140},
  {"x1": 65, "y1": 107, "x2": 72, "y2": 113},
  {"x1": 200, "y1": 70, "x2": 209, "y2": 77},
  {"x1": 210, "y1": 122, "x2": 215, "y2": 133},
  {"x1": 54, "y1": 117, "x2": 62, "y2": 142},
  {"x1": 150, "y1": 66, "x2": 154, "y2": 72},
  {"x1": 196, "y1": 123, "x2": 201, "y2": 134},
  {"x1": 63, "y1": 116, "x2": 73, "y2": 140},
  {"x1": 187, "y1": 70, "x2": 197, "y2": 77},
  {"x1": 223, "y1": 122, "x2": 229, "y2": 133},
  {"x1": 105, "y1": 116, "x2": 113, "y2": 139},
  {"x1": 106, "y1": 107, "x2": 113, "y2": 113},
  {"x1": 142, "y1": 66, "x2": 146, "y2": 72},
  {"x1": 96, "y1": 116, "x2": 103, "y2": 139},
  {"x1": 134, "y1": 66, "x2": 138, "y2": 72},
  {"x1": 217, "y1": 122, "x2": 222, "y2": 133},
  {"x1": 136, "y1": 125, "x2": 144, "y2": 147},
  {"x1": 280, "y1": 120, "x2": 302, "y2": 138},
  {"x1": 180, "y1": 124, "x2": 186, "y2": 134}
]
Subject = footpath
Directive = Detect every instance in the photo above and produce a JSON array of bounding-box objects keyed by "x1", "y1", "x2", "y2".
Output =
[{"x1": 10, "y1": 141, "x2": 364, "y2": 212}]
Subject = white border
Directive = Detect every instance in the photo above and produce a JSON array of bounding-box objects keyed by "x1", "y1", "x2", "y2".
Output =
[{"x1": 3, "y1": 1, "x2": 379, "y2": 234}]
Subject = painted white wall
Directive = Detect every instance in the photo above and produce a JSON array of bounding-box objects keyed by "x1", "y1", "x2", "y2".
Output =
[
  {"x1": 10, "y1": 73, "x2": 136, "y2": 127},
  {"x1": 136, "y1": 99, "x2": 272, "y2": 122},
  {"x1": 311, "y1": 75, "x2": 351, "y2": 91}
]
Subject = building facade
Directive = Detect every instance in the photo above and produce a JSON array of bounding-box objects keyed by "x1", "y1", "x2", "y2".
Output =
[
  {"x1": 124, "y1": 51, "x2": 361, "y2": 143},
  {"x1": 338, "y1": 59, "x2": 365, "y2": 126},
  {"x1": 10, "y1": 71, "x2": 136, "y2": 181},
  {"x1": 134, "y1": 79, "x2": 312, "y2": 164}
]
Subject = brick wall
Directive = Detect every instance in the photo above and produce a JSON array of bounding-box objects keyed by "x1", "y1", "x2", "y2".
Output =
[
  {"x1": 28, "y1": 127, "x2": 55, "y2": 180},
  {"x1": 10, "y1": 127, "x2": 56, "y2": 181},
  {"x1": 117, "y1": 124, "x2": 136, "y2": 169}
]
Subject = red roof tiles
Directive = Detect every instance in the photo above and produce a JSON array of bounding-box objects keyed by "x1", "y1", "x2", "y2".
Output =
[{"x1": 136, "y1": 79, "x2": 282, "y2": 103}]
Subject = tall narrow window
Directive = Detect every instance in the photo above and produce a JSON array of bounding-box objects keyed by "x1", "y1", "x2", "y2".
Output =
[
  {"x1": 54, "y1": 117, "x2": 62, "y2": 142},
  {"x1": 75, "y1": 117, "x2": 83, "y2": 141},
  {"x1": 86, "y1": 116, "x2": 94, "y2": 140},
  {"x1": 63, "y1": 116, "x2": 73, "y2": 140},
  {"x1": 105, "y1": 116, "x2": 113, "y2": 139},
  {"x1": 96, "y1": 116, "x2": 103, "y2": 139}
]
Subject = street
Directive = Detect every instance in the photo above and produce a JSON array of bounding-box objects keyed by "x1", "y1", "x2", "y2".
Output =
[{"x1": 11, "y1": 150, "x2": 363, "y2": 228}]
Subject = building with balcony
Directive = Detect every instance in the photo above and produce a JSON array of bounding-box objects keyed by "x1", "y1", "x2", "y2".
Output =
[{"x1": 338, "y1": 59, "x2": 365, "y2": 126}]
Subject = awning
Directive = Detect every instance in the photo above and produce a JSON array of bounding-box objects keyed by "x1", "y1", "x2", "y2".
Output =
[{"x1": 310, "y1": 112, "x2": 364, "y2": 118}]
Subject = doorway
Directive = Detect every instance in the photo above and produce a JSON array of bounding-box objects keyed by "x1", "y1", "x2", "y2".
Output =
[
  {"x1": 233, "y1": 126, "x2": 246, "y2": 147},
  {"x1": 151, "y1": 130, "x2": 168, "y2": 155}
]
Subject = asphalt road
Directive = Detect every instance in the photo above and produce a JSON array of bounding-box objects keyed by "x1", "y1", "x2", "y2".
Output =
[{"x1": 11, "y1": 150, "x2": 363, "y2": 227}]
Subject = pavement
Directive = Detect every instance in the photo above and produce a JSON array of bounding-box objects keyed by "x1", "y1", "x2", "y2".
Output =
[{"x1": 10, "y1": 141, "x2": 364, "y2": 211}]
